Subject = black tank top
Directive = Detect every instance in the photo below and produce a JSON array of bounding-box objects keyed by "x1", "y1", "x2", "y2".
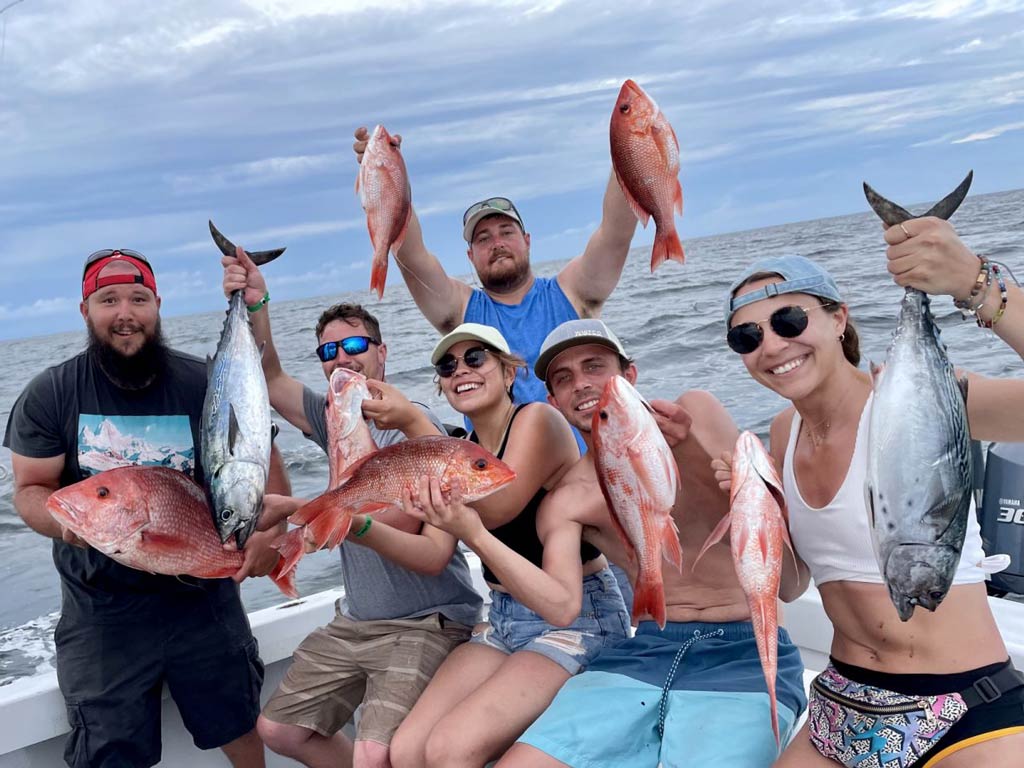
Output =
[{"x1": 471, "y1": 404, "x2": 601, "y2": 586}]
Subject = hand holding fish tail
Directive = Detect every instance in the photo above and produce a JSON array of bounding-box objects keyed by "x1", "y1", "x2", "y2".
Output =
[
  {"x1": 711, "y1": 450, "x2": 733, "y2": 494},
  {"x1": 883, "y1": 218, "x2": 981, "y2": 298},
  {"x1": 221, "y1": 244, "x2": 268, "y2": 308},
  {"x1": 353, "y1": 125, "x2": 402, "y2": 165}
]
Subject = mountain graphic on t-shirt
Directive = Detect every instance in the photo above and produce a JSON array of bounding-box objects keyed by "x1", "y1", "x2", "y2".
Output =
[{"x1": 78, "y1": 416, "x2": 195, "y2": 476}]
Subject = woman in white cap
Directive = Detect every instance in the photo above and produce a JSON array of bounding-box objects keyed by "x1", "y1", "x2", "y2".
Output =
[
  {"x1": 719, "y1": 218, "x2": 1024, "y2": 767},
  {"x1": 389, "y1": 322, "x2": 629, "y2": 768}
]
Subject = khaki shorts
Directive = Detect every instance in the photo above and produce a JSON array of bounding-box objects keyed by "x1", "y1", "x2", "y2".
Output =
[{"x1": 262, "y1": 609, "x2": 470, "y2": 744}]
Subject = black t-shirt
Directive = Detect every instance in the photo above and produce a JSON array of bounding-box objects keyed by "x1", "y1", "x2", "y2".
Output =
[{"x1": 3, "y1": 349, "x2": 239, "y2": 622}]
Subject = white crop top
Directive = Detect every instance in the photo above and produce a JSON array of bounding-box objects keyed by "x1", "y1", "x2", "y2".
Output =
[{"x1": 783, "y1": 393, "x2": 987, "y2": 587}]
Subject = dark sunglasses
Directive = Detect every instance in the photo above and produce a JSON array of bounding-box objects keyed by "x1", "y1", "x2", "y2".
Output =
[
  {"x1": 82, "y1": 248, "x2": 151, "y2": 279},
  {"x1": 462, "y1": 197, "x2": 522, "y2": 227},
  {"x1": 434, "y1": 346, "x2": 493, "y2": 378},
  {"x1": 727, "y1": 304, "x2": 834, "y2": 354},
  {"x1": 315, "y1": 336, "x2": 379, "y2": 362}
]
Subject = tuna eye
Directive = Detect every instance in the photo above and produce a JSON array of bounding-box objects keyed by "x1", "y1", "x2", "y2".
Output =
[
  {"x1": 97, "y1": 487, "x2": 109, "y2": 498},
  {"x1": 473, "y1": 458, "x2": 488, "y2": 470},
  {"x1": 930, "y1": 591, "x2": 944, "y2": 601},
  {"x1": 220, "y1": 508, "x2": 233, "y2": 522},
  {"x1": 619, "y1": 103, "x2": 629, "y2": 114}
]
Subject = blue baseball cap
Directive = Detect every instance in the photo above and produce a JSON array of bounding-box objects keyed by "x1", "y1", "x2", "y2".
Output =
[{"x1": 725, "y1": 255, "x2": 843, "y2": 328}]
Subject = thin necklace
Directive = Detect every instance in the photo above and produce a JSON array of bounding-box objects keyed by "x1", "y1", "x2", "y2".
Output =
[{"x1": 802, "y1": 379, "x2": 855, "y2": 450}]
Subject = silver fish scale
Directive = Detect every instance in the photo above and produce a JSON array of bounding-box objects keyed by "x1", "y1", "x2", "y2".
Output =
[
  {"x1": 867, "y1": 287, "x2": 973, "y2": 621},
  {"x1": 201, "y1": 291, "x2": 272, "y2": 546}
]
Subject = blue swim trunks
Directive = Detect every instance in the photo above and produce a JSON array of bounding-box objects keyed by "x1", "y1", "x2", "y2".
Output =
[{"x1": 517, "y1": 620, "x2": 807, "y2": 767}]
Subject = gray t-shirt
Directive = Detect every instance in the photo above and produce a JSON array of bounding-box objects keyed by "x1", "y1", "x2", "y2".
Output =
[{"x1": 302, "y1": 385, "x2": 483, "y2": 626}]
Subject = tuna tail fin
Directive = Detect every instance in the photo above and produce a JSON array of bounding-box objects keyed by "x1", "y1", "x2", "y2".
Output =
[
  {"x1": 272, "y1": 527, "x2": 306, "y2": 580},
  {"x1": 862, "y1": 170, "x2": 973, "y2": 225},
  {"x1": 268, "y1": 554, "x2": 299, "y2": 599},
  {"x1": 632, "y1": 571, "x2": 667, "y2": 629},
  {"x1": 692, "y1": 511, "x2": 731, "y2": 571},
  {"x1": 650, "y1": 228, "x2": 685, "y2": 271},
  {"x1": 208, "y1": 220, "x2": 286, "y2": 266}
]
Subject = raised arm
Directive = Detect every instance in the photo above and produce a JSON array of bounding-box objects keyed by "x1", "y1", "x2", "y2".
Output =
[
  {"x1": 556, "y1": 171, "x2": 638, "y2": 317},
  {"x1": 353, "y1": 127, "x2": 471, "y2": 333},
  {"x1": 222, "y1": 246, "x2": 311, "y2": 433}
]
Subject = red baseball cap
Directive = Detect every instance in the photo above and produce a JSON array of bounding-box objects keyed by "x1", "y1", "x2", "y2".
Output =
[{"x1": 82, "y1": 249, "x2": 157, "y2": 300}]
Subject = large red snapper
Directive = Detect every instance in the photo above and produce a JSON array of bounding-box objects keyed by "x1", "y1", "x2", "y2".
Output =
[
  {"x1": 274, "y1": 436, "x2": 516, "y2": 577},
  {"x1": 325, "y1": 367, "x2": 378, "y2": 489},
  {"x1": 592, "y1": 375, "x2": 682, "y2": 628},
  {"x1": 357, "y1": 124, "x2": 412, "y2": 299},
  {"x1": 609, "y1": 79, "x2": 685, "y2": 271},
  {"x1": 694, "y1": 431, "x2": 796, "y2": 746},
  {"x1": 46, "y1": 466, "x2": 297, "y2": 598}
]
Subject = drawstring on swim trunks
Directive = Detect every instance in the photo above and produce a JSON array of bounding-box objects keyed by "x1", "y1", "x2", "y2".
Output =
[{"x1": 657, "y1": 628, "x2": 725, "y2": 739}]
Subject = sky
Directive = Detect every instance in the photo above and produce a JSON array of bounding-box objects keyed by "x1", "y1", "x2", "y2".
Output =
[{"x1": 0, "y1": 0, "x2": 1022, "y2": 340}]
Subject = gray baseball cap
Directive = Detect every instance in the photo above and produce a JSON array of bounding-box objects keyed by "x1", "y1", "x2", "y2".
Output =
[{"x1": 534, "y1": 319, "x2": 629, "y2": 381}]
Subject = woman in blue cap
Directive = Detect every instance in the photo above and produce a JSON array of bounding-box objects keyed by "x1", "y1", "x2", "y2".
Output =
[{"x1": 719, "y1": 217, "x2": 1024, "y2": 767}]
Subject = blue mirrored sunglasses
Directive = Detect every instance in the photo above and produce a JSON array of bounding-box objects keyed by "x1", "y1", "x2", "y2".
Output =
[{"x1": 315, "y1": 336, "x2": 379, "y2": 362}]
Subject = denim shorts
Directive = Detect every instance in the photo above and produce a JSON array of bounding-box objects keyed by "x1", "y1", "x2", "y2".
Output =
[{"x1": 469, "y1": 567, "x2": 629, "y2": 675}]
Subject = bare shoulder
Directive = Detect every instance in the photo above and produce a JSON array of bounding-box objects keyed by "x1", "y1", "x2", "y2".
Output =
[{"x1": 675, "y1": 389, "x2": 739, "y2": 459}]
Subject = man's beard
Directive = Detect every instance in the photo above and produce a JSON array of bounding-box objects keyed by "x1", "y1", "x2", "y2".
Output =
[
  {"x1": 480, "y1": 253, "x2": 530, "y2": 293},
  {"x1": 87, "y1": 318, "x2": 169, "y2": 391}
]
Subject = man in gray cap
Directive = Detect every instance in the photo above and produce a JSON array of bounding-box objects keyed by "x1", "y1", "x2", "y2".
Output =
[{"x1": 494, "y1": 318, "x2": 807, "y2": 768}]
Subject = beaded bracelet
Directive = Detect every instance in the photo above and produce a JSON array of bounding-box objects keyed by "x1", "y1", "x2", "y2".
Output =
[
  {"x1": 979, "y1": 264, "x2": 1008, "y2": 329},
  {"x1": 954, "y1": 256, "x2": 990, "y2": 317},
  {"x1": 246, "y1": 291, "x2": 270, "y2": 313}
]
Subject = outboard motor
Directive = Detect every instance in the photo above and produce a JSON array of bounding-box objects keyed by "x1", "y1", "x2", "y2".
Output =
[{"x1": 979, "y1": 442, "x2": 1024, "y2": 595}]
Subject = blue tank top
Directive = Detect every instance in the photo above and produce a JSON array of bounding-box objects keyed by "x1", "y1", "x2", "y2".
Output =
[{"x1": 463, "y1": 276, "x2": 578, "y2": 408}]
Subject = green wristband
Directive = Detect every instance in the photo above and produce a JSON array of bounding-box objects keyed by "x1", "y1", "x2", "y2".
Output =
[
  {"x1": 353, "y1": 517, "x2": 373, "y2": 538},
  {"x1": 246, "y1": 291, "x2": 270, "y2": 313}
]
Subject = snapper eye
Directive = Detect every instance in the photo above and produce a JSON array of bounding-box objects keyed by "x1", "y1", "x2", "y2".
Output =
[
  {"x1": 473, "y1": 458, "x2": 488, "y2": 470},
  {"x1": 97, "y1": 486, "x2": 109, "y2": 498},
  {"x1": 619, "y1": 103, "x2": 629, "y2": 114},
  {"x1": 599, "y1": 410, "x2": 609, "y2": 421}
]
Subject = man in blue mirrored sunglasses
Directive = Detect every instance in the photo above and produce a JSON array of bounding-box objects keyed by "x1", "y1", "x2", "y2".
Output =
[
  {"x1": 352, "y1": 126, "x2": 642, "y2": 417},
  {"x1": 221, "y1": 245, "x2": 483, "y2": 768}
]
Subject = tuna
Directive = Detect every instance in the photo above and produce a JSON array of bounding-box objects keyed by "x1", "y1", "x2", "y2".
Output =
[
  {"x1": 47, "y1": 466, "x2": 296, "y2": 598},
  {"x1": 862, "y1": 173, "x2": 975, "y2": 621},
  {"x1": 694, "y1": 431, "x2": 795, "y2": 746},
  {"x1": 592, "y1": 375, "x2": 683, "y2": 628},
  {"x1": 205, "y1": 221, "x2": 285, "y2": 547}
]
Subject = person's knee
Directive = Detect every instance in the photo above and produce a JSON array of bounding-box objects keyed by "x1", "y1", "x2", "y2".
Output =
[
  {"x1": 388, "y1": 726, "x2": 421, "y2": 768},
  {"x1": 353, "y1": 738, "x2": 391, "y2": 768},
  {"x1": 424, "y1": 719, "x2": 472, "y2": 768},
  {"x1": 256, "y1": 715, "x2": 311, "y2": 756}
]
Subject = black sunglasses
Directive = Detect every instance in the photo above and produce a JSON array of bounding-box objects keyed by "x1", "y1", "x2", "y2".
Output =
[
  {"x1": 316, "y1": 336, "x2": 379, "y2": 362},
  {"x1": 727, "y1": 304, "x2": 833, "y2": 354},
  {"x1": 82, "y1": 248, "x2": 151, "y2": 279},
  {"x1": 462, "y1": 197, "x2": 522, "y2": 227},
  {"x1": 434, "y1": 346, "x2": 493, "y2": 378}
]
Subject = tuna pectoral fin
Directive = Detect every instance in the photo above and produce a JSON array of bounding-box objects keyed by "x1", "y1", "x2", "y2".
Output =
[
  {"x1": 228, "y1": 405, "x2": 240, "y2": 455},
  {"x1": 269, "y1": 556, "x2": 299, "y2": 599},
  {"x1": 633, "y1": 572, "x2": 667, "y2": 629},
  {"x1": 651, "y1": 229, "x2": 685, "y2": 271},
  {"x1": 693, "y1": 512, "x2": 731, "y2": 571},
  {"x1": 661, "y1": 518, "x2": 684, "y2": 573}
]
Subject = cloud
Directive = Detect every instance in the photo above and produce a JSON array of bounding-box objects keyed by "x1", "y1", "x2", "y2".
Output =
[
  {"x1": 952, "y1": 121, "x2": 1024, "y2": 143},
  {"x1": 0, "y1": 297, "x2": 78, "y2": 321}
]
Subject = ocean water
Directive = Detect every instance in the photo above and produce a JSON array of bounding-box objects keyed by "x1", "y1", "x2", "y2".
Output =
[{"x1": 1, "y1": 188, "x2": 1022, "y2": 684}]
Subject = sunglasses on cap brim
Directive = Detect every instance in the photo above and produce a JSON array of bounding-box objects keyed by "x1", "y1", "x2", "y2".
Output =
[
  {"x1": 434, "y1": 346, "x2": 494, "y2": 378},
  {"x1": 726, "y1": 303, "x2": 835, "y2": 355},
  {"x1": 316, "y1": 336, "x2": 379, "y2": 362},
  {"x1": 82, "y1": 249, "x2": 151, "y2": 280},
  {"x1": 462, "y1": 197, "x2": 521, "y2": 227}
]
